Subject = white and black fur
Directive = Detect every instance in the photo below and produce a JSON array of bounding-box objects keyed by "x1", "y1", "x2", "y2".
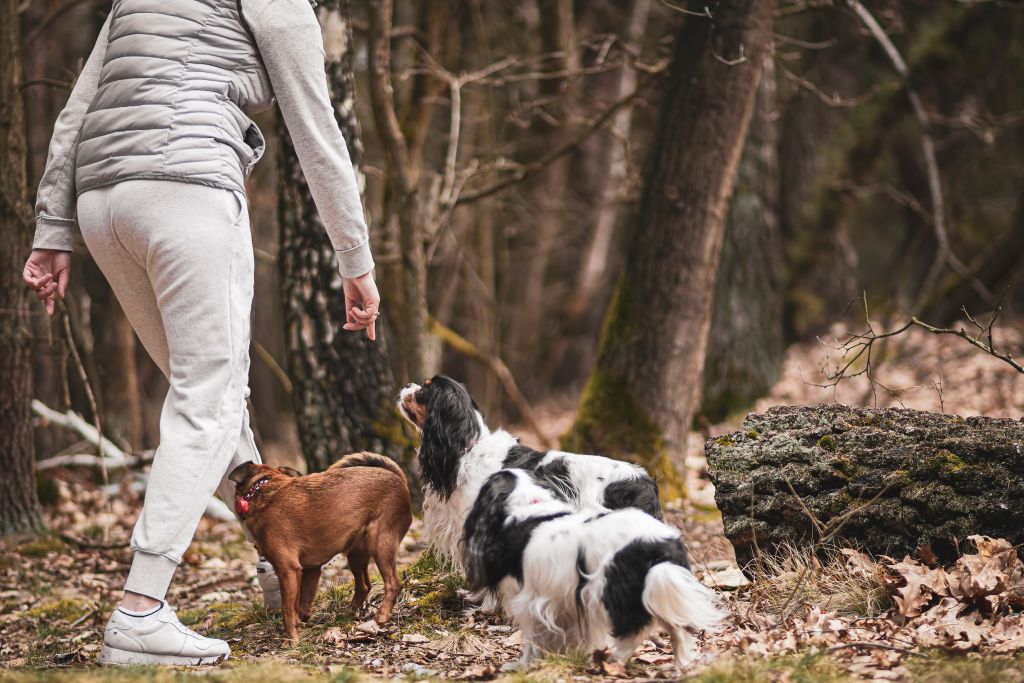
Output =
[
  {"x1": 462, "y1": 469, "x2": 723, "y2": 670},
  {"x1": 398, "y1": 376, "x2": 662, "y2": 568}
]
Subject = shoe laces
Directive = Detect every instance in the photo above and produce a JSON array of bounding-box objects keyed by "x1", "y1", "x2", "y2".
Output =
[{"x1": 163, "y1": 604, "x2": 209, "y2": 640}]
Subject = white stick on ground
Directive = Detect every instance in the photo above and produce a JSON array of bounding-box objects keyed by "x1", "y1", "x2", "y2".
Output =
[{"x1": 32, "y1": 400, "x2": 134, "y2": 468}]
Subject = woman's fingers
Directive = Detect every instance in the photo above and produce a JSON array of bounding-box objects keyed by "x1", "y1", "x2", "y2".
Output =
[
  {"x1": 55, "y1": 269, "x2": 70, "y2": 299},
  {"x1": 25, "y1": 271, "x2": 53, "y2": 290}
]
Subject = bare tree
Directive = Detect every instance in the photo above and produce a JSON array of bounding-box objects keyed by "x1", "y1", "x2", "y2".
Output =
[
  {"x1": 278, "y1": 0, "x2": 411, "y2": 474},
  {"x1": 1, "y1": 0, "x2": 44, "y2": 534},
  {"x1": 564, "y1": 0, "x2": 775, "y2": 490}
]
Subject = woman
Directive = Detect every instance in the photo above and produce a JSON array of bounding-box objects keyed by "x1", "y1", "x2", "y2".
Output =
[{"x1": 22, "y1": 0, "x2": 379, "y2": 665}]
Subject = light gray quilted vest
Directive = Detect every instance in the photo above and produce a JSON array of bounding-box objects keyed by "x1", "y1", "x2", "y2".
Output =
[{"x1": 75, "y1": 0, "x2": 272, "y2": 194}]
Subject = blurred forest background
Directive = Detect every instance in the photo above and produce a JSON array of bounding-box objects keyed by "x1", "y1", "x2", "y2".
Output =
[{"x1": 3, "y1": 0, "x2": 1024, "y2": 533}]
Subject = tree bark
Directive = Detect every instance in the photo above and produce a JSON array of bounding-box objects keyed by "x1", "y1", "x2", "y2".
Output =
[
  {"x1": 562, "y1": 0, "x2": 774, "y2": 491},
  {"x1": 366, "y1": 0, "x2": 432, "y2": 383},
  {"x1": 700, "y1": 53, "x2": 784, "y2": 422},
  {"x1": 0, "y1": 0, "x2": 44, "y2": 534},
  {"x1": 706, "y1": 404, "x2": 1024, "y2": 571},
  {"x1": 510, "y1": 0, "x2": 578, "y2": 381},
  {"x1": 278, "y1": 0, "x2": 412, "y2": 474}
]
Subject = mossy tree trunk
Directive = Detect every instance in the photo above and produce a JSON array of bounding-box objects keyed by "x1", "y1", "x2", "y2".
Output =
[
  {"x1": 701, "y1": 53, "x2": 783, "y2": 423},
  {"x1": 278, "y1": 0, "x2": 412, "y2": 475},
  {"x1": 562, "y1": 0, "x2": 775, "y2": 491},
  {"x1": 0, "y1": 0, "x2": 44, "y2": 535},
  {"x1": 706, "y1": 405, "x2": 1024, "y2": 572}
]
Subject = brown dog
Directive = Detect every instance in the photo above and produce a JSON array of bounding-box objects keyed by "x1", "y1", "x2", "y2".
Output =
[{"x1": 229, "y1": 453, "x2": 412, "y2": 643}]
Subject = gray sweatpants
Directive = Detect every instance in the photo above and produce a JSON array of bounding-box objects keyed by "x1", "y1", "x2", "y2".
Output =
[{"x1": 78, "y1": 179, "x2": 261, "y2": 600}]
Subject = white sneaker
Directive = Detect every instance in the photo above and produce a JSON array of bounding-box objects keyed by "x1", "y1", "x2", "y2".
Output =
[
  {"x1": 97, "y1": 602, "x2": 230, "y2": 666},
  {"x1": 256, "y1": 557, "x2": 281, "y2": 609}
]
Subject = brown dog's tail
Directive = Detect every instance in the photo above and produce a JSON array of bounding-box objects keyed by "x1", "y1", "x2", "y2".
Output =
[{"x1": 331, "y1": 452, "x2": 407, "y2": 484}]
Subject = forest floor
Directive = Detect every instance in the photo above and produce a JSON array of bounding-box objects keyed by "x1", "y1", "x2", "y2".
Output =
[{"x1": 3, "y1": 320, "x2": 1024, "y2": 682}]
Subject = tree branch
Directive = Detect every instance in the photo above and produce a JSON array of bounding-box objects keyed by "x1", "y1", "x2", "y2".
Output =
[
  {"x1": 847, "y1": 0, "x2": 994, "y2": 311},
  {"x1": 455, "y1": 82, "x2": 648, "y2": 206},
  {"x1": 427, "y1": 315, "x2": 554, "y2": 448},
  {"x1": 366, "y1": 0, "x2": 412, "y2": 192}
]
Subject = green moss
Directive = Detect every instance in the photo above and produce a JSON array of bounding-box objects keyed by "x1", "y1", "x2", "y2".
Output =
[
  {"x1": 745, "y1": 428, "x2": 760, "y2": 439},
  {"x1": 713, "y1": 435, "x2": 737, "y2": 448},
  {"x1": 24, "y1": 598, "x2": 90, "y2": 623},
  {"x1": 399, "y1": 549, "x2": 464, "y2": 631},
  {"x1": 817, "y1": 434, "x2": 837, "y2": 452},
  {"x1": 824, "y1": 489, "x2": 855, "y2": 517},
  {"x1": 561, "y1": 367, "x2": 685, "y2": 500},
  {"x1": 919, "y1": 449, "x2": 967, "y2": 477},
  {"x1": 888, "y1": 469, "x2": 913, "y2": 487},
  {"x1": 17, "y1": 534, "x2": 67, "y2": 557},
  {"x1": 830, "y1": 455, "x2": 857, "y2": 480},
  {"x1": 35, "y1": 474, "x2": 60, "y2": 506}
]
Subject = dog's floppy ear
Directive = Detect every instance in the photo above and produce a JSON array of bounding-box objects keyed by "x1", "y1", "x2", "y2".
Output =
[
  {"x1": 462, "y1": 471, "x2": 516, "y2": 591},
  {"x1": 228, "y1": 461, "x2": 262, "y2": 484},
  {"x1": 420, "y1": 377, "x2": 481, "y2": 500},
  {"x1": 277, "y1": 466, "x2": 302, "y2": 478}
]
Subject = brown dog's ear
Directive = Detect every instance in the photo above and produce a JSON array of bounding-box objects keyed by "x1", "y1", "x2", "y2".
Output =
[
  {"x1": 277, "y1": 466, "x2": 302, "y2": 478},
  {"x1": 229, "y1": 461, "x2": 262, "y2": 484}
]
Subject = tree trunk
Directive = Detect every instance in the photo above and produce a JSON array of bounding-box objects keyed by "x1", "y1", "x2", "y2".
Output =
[
  {"x1": 706, "y1": 405, "x2": 1024, "y2": 571},
  {"x1": 700, "y1": 53, "x2": 784, "y2": 422},
  {"x1": 562, "y1": 0, "x2": 774, "y2": 492},
  {"x1": 509, "y1": 0, "x2": 578, "y2": 386},
  {"x1": 278, "y1": 0, "x2": 411, "y2": 474},
  {"x1": 0, "y1": 0, "x2": 44, "y2": 534}
]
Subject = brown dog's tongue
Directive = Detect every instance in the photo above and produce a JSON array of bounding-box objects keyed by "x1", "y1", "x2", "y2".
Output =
[{"x1": 236, "y1": 497, "x2": 250, "y2": 516}]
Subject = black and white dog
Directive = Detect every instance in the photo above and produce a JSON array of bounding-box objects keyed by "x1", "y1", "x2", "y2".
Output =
[
  {"x1": 462, "y1": 469, "x2": 723, "y2": 670},
  {"x1": 397, "y1": 376, "x2": 661, "y2": 566}
]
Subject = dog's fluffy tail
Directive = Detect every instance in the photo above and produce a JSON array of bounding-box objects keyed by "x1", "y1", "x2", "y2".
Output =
[
  {"x1": 332, "y1": 452, "x2": 407, "y2": 484},
  {"x1": 642, "y1": 562, "x2": 724, "y2": 633}
]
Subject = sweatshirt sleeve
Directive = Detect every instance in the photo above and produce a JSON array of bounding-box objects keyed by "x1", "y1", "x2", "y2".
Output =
[
  {"x1": 244, "y1": 0, "x2": 374, "y2": 278},
  {"x1": 33, "y1": 15, "x2": 111, "y2": 251}
]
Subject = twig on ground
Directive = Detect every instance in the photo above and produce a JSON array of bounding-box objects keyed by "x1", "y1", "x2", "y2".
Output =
[
  {"x1": 57, "y1": 533, "x2": 130, "y2": 550},
  {"x1": 32, "y1": 400, "x2": 134, "y2": 467},
  {"x1": 827, "y1": 641, "x2": 926, "y2": 657}
]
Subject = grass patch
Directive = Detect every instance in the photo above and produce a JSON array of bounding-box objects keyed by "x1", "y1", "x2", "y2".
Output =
[
  {"x1": 687, "y1": 652, "x2": 853, "y2": 682},
  {"x1": 750, "y1": 543, "x2": 890, "y2": 617},
  {"x1": 23, "y1": 598, "x2": 90, "y2": 623},
  {"x1": 509, "y1": 649, "x2": 592, "y2": 682},
  {"x1": 0, "y1": 661, "x2": 370, "y2": 683},
  {"x1": 16, "y1": 534, "x2": 68, "y2": 558},
  {"x1": 906, "y1": 653, "x2": 1024, "y2": 682},
  {"x1": 397, "y1": 549, "x2": 465, "y2": 632}
]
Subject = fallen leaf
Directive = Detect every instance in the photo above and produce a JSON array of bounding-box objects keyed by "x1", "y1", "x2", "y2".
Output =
[
  {"x1": 355, "y1": 619, "x2": 381, "y2": 636},
  {"x1": 457, "y1": 664, "x2": 497, "y2": 680}
]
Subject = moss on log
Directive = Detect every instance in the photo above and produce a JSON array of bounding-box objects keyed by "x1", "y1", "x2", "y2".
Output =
[{"x1": 705, "y1": 404, "x2": 1024, "y2": 570}]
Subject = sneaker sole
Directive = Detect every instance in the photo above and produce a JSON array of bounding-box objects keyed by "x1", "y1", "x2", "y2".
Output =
[{"x1": 97, "y1": 645, "x2": 229, "y2": 666}]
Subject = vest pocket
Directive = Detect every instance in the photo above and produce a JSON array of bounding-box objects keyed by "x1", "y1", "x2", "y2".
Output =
[{"x1": 243, "y1": 122, "x2": 265, "y2": 176}]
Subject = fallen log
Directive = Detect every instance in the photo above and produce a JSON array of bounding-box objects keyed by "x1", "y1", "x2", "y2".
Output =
[{"x1": 705, "y1": 404, "x2": 1024, "y2": 571}]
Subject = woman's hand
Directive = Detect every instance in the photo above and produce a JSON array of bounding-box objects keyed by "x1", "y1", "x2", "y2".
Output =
[
  {"x1": 23, "y1": 249, "x2": 71, "y2": 316},
  {"x1": 343, "y1": 271, "x2": 381, "y2": 341}
]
